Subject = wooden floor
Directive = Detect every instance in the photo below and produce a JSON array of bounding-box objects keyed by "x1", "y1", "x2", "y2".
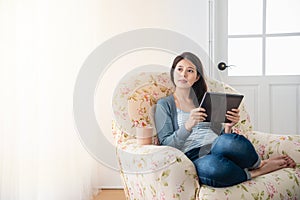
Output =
[{"x1": 94, "y1": 189, "x2": 126, "y2": 200}]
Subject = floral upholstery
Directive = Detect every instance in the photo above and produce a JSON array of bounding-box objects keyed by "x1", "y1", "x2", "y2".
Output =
[
  {"x1": 112, "y1": 71, "x2": 300, "y2": 200},
  {"x1": 112, "y1": 72, "x2": 174, "y2": 144}
]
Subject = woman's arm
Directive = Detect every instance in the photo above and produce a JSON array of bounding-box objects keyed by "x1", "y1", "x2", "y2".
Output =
[{"x1": 155, "y1": 100, "x2": 191, "y2": 149}]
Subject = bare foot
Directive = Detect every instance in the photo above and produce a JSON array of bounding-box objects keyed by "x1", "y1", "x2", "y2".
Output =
[
  {"x1": 260, "y1": 155, "x2": 296, "y2": 168},
  {"x1": 284, "y1": 155, "x2": 297, "y2": 168},
  {"x1": 250, "y1": 155, "x2": 296, "y2": 178}
]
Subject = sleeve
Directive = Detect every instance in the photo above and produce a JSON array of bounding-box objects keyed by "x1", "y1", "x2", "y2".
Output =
[{"x1": 154, "y1": 99, "x2": 191, "y2": 150}]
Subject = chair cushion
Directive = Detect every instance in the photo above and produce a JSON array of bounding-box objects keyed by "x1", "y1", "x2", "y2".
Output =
[{"x1": 199, "y1": 166, "x2": 300, "y2": 199}]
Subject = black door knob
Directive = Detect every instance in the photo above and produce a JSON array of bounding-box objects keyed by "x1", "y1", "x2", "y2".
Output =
[{"x1": 218, "y1": 62, "x2": 229, "y2": 71}]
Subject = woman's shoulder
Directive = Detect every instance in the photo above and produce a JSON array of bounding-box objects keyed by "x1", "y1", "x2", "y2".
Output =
[
  {"x1": 156, "y1": 95, "x2": 177, "y2": 115},
  {"x1": 157, "y1": 94, "x2": 174, "y2": 105}
]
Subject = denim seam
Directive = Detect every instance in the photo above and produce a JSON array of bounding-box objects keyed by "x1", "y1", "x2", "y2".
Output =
[
  {"x1": 249, "y1": 157, "x2": 261, "y2": 170},
  {"x1": 244, "y1": 168, "x2": 251, "y2": 180}
]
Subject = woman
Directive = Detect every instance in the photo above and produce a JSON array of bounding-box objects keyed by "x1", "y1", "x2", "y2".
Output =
[{"x1": 154, "y1": 52, "x2": 296, "y2": 187}]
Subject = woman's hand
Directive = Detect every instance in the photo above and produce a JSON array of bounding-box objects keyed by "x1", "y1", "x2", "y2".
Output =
[
  {"x1": 185, "y1": 107, "x2": 207, "y2": 132},
  {"x1": 224, "y1": 108, "x2": 240, "y2": 133}
]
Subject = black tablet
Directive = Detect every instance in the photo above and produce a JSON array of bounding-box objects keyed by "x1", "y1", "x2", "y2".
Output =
[{"x1": 199, "y1": 92, "x2": 244, "y2": 123}]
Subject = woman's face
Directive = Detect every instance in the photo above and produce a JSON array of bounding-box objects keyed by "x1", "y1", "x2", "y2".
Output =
[{"x1": 173, "y1": 59, "x2": 199, "y2": 89}]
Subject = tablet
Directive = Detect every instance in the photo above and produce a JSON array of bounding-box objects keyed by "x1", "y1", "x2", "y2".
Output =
[{"x1": 199, "y1": 92, "x2": 244, "y2": 123}]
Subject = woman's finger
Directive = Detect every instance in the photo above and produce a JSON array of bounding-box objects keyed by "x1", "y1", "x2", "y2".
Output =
[{"x1": 226, "y1": 114, "x2": 239, "y2": 123}]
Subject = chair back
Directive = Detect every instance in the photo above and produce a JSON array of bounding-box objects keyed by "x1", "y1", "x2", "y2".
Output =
[{"x1": 112, "y1": 71, "x2": 252, "y2": 144}]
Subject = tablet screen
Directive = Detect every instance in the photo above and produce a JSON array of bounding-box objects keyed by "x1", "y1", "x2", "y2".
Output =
[{"x1": 199, "y1": 92, "x2": 244, "y2": 123}]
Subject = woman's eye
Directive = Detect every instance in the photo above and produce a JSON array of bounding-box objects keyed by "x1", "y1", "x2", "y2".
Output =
[
  {"x1": 177, "y1": 68, "x2": 183, "y2": 71},
  {"x1": 188, "y1": 69, "x2": 194, "y2": 73}
]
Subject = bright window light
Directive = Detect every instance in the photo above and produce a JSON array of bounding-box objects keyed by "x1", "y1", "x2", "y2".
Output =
[
  {"x1": 228, "y1": 38, "x2": 262, "y2": 76},
  {"x1": 266, "y1": 36, "x2": 300, "y2": 75}
]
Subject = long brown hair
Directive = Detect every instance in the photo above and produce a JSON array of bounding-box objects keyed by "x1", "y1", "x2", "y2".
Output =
[{"x1": 170, "y1": 52, "x2": 208, "y2": 106}]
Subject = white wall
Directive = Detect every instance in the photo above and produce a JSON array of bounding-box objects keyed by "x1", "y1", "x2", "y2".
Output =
[
  {"x1": 94, "y1": 0, "x2": 210, "y2": 187},
  {"x1": 97, "y1": 0, "x2": 209, "y2": 51},
  {"x1": 0, "y1": 0, "x2": 107, "y2": 199},
  {"x1": 0, "y1": 0, "x2": 211, "y2": 193}
]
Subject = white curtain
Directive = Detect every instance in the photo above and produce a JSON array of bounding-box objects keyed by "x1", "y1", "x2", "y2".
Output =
[{"x1": 0, "y1": 0, "x2": 103, "y2": 199}]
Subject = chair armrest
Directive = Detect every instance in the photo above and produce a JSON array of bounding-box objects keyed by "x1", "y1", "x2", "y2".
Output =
[
  {"x1": 247, "y1": 131, "x2": 300, "y2": 163},
  {"x1": 116, "y1": 141, "x2": 200, "y2": 199}
]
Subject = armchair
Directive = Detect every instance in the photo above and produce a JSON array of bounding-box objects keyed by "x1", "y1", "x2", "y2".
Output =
[{"x1": 112, "y1": 70, "x2": 300, "y2": 199}]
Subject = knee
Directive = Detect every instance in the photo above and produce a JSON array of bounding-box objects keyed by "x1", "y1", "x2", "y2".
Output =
[
  {"x1": 193, "y1": 155, "x2": 248, "y2": 187},
  {"x1": 229, "y1": 134, "x2": 255, "y2": 152},
  {"x1": 212, "y1": 133, "x2": 254, "y2": 153}
]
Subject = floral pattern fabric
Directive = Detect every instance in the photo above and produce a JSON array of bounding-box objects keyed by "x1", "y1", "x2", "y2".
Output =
[
  {"x1": 112, "y1": 71, "x2": 300, "y2": 200},
  {"x1": 112, "y1": 71, "x2": 174, "y2": 143}
]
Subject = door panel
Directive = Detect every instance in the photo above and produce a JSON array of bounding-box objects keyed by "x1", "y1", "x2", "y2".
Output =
[
  {"x1": 213, "y1": 0, "x2": 300, "y2": 135},
  {"x1": 219, "y1": 75, "x2": 300, "y2": 135}
]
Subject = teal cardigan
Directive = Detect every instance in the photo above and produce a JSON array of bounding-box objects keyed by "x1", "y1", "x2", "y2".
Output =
[{"x1": 154, "y1": 94, "x2": 223, "y2": 150}]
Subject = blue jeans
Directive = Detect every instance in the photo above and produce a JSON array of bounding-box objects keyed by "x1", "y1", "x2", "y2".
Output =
[{"x1": 185, "y1": 133, "x2": 261, "y2": 187}]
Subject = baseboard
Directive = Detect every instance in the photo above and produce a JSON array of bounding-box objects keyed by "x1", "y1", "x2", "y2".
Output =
[{"x1": 96, "y1": 186, "x2": 124, "y2": 190}]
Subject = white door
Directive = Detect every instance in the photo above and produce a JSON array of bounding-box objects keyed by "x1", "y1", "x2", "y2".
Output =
[{"x1": 213, "y1": 0, "x2": 300, "y2": 135}]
